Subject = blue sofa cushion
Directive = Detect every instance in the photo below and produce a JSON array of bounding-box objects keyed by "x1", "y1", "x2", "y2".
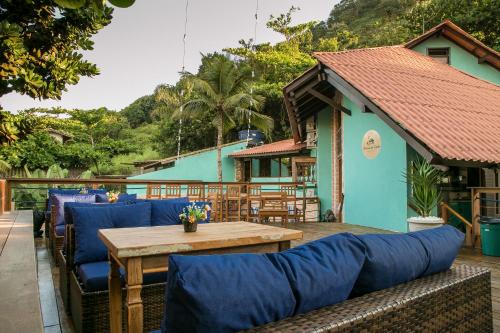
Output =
[
  {"x1": 117, "y1": 193, "x2": 137, "y2": 203},
  {"x1": 48, "y1": 188, "x2": 81, "y2": 209},
  {"x1": 162, "y1": 254, "x2": 296, "y2": 333},
  {"x1": 77, "y1": 261, "x2": 167, "y2": 292},
  {"x1": 268, "y1": 233, "x2": 366, "y2": 315},
  {"x1": 144, "y1": 197, "x2": 189, "y2": 226},
  {"x1": 52, "y1": 193, "x2": 96, "y2": 226},
  {"x1": 408, "y1": 225, "x2": 464, "y2": 276},
  {"x1": 351, "y1": 233, "x2": 429, "y2": 296},
  {"x1": 72, "y1": 203, "x2": 152, "y2": 265},
  {"x1": 55, "y1": 224, "x2": 65, "y2": 237},
  {"x1": 64, "y1": 202, "x2": 129, "y2": 225},
  {"x1": 88, "y1": 189, "x2": 108, "y2": 203}
]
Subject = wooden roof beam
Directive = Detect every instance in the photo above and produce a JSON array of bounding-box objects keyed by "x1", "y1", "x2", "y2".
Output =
[{"x1": 307, "y1": 88, "x2": 352, "y2": 116}]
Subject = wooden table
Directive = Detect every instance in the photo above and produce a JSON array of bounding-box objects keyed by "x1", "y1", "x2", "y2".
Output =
[{"x1": 99, "y1": 221, "x2": 303, "y2": 333}]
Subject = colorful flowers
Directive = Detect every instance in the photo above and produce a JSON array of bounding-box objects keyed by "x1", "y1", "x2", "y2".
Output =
[
  {"x1": 107, "y1": 191, "x2": 120, "y2": 203},
  {"x1": 179, "y1": 202, "x2": 211, "y2": 224}
]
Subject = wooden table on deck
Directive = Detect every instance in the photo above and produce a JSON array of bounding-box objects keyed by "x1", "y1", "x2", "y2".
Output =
[{"x1": 98, "y1": 221, "x2": 303, "y2": 333}]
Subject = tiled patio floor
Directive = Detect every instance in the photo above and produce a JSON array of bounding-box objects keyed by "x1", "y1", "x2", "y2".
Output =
[{"x1": 39, "y1": 222, "x2": 499, "y2": 332}]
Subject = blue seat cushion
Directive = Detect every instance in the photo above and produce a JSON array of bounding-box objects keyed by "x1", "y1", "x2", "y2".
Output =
[
  {"x1": 52, "y1": 193, "x2": 96, "y2": 226},
  {"x1": 163, "y1": 253, "x2": 295, "y2": 333},
  {"x1": 72, "y1": 202, "x2": 152, "y2": 265},
  {"x1": 268, "y1": 233, "x2": 366, "y2": 315},
  {"x1": 77, "y1": 261, "x2": 167, "y2": 292},
  {"x1": 117, "y1": 193, "x2": 137, "y2": 203},
  {"x1": 351, "y1": 233, "x2": 429, "y2": 296},
  {"x1": 88, "y1": 189, "x2": 108, "y2": 203},
  {"x1": 55, "y1": 224, "x2": 65, "y2": 237},
  {"x1": 143, "y1": 197, "x2": 190, "y2": 226},
  {"x1": 408, "y1": 225, "x2": 464, "y2": 276}
]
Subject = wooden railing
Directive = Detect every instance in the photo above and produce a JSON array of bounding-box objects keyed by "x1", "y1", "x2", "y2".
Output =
[
  {"x1": 440, "y1": 202, "x2": 473, "y2": 247},
  {"x1": 471, "y1": 187, "x2": 500, "y2": 249},
  {"x1": 0, "y1": 178, "x2": 318, "y2": 223}
]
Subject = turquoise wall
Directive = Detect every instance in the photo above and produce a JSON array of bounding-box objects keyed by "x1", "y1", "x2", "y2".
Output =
[
  {"x1": 315, "y1": 107, "x2": 333, "y2": 216},
  {"x1": 411, "y1": 36, "x2": 500, "y2": 85},
  {"x1": 342, "y1": 97, "x2": 409, "y2": 232},
  {"x1": 127, "y1": 142, "x2": 247, "y2": 196}
]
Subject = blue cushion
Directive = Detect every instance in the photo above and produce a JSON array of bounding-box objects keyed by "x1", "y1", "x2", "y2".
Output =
[
  {"x1": 351, "y1": 233, "x2": 429, "y2": 296},
  {"x1": 117, "y1": 193, "x2": 137, "y2": 203},
  {"x1": 52, "y1": 193, "x2": 96, "y2": 226},
  {"x1": 77, "y1": 261, "x2": 167, "y2": 292},
  {"x1": 88, "y1": 189, "x2": 108, "y2": 203},
  {"x1": 162, "y1": 254, "x2": 295, "y2": 333},
  {"x1": 72, "y1": 203, "x2": 152, "y2": 265},
  {"x1": 143, "y1": 198, "x2": 189, "y2": 226},
  {"x1": 64, "y1": 202, "x2": 128, "y2": 225},
  {"x1": 268, "y1": 233, "x2": 366, "y2": 315},
  {"x1": 408, "y1": 225, "x2": 464, "y2": 276},
  {"x1": 55, "y1": 224, "x2": 65, "y2": 237},
  {"x1": 48, "y1": 188, "x2": 81, "y2": 209},
  {"x1": 77, "y1": 261, "x2": 123, "y2": 292}
]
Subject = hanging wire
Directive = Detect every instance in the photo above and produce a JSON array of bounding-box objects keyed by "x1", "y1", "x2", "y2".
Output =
[
  {"x1": 177, "y1": 0, "x2": 190, "y2": 159},
  {"x1": 246, "y1": 0, "x2": 259, "y2": 146}
]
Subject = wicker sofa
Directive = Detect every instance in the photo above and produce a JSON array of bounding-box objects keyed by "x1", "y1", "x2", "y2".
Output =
[
  {"x1": 243, "y1": 265, "x2": 492, "y2": 333},
  {"x1": 60, "y1": 223, "x2": 166, "y2": 333}
]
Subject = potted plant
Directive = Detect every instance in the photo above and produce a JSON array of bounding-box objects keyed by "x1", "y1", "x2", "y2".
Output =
[
  {"x1": 405, "y1": 157, "x2": 444, "y2": 232},
  {"x1": 179, "y1": 203, "x2": 211, "y2": 232}
]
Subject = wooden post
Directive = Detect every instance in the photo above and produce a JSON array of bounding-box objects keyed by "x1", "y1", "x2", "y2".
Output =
[
  {"x1": 4, "y1": 179, "x2": 11, "y2": 212},
  {"x1": 440, "y1": 202, "x2": 449, "y2": 224},
  {"x1": 472, "y1": 189, "x2": 481, "y2": 249},
  {"x1": 126, "y1": 258, "x2": 143, "y2": 333},
  {"x1": 302, "y1": 181, "x2": 306, "y2": 223},
  {"x1": 108, "y1": 255, "x2": 123, "y2": 333},
  {"x1": 0, "y1": 179, "x2": 5, "y2": 214}
]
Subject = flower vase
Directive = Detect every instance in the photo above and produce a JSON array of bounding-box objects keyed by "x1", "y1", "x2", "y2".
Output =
[{"x1": 183, "y1": 219, "x2": 198, "y2": 232}]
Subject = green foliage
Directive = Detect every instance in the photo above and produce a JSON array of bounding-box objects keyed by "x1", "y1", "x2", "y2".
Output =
[
  {"x1": 405, "y1": 158, "x2": 443, "y2": 217},
  {"x1": 96, "y1": 148, "x2": 160, "y2": 176},
  {"x1": 0, "y1": 1, "x2": 113, "y2": 100},
  {"x1": 120, "y1": 94, "x2": 156, "y2": 128}
]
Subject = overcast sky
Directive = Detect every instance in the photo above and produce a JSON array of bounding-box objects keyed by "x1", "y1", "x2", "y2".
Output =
[{"x1": 2, "y1": 0, "x2": 335, "y2": 112}]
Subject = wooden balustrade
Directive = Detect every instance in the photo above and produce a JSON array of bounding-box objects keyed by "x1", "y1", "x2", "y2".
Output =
[
  {"x1": 440, "y1": 202, "x2": 473, "y2": 247},
  {"x1": 470, "y1": 187, "x2": 500, "y2": 249}
]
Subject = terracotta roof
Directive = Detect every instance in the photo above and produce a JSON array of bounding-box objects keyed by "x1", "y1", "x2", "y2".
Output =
[
  {"x1": 229, "y1": 139, "x2": 307, "y2": 158},
  {"x1": 314, "y1": 46, "x2": 500, "y2": 164},
  {"x1": 404, "y1": 20, "x2": 500, "y2": 70}
]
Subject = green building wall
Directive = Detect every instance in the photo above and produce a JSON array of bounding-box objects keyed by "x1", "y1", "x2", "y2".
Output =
[
  {"x1": 315, "y1": 107, "x2": 333, "y2": 216},
  {"x1": 410, "y1": 36, "x2": 500, "y2": 85},
  {"x1": 342, "y1": 97, "x2": 409, "y2": 232},
  {"x1": 127, "y1": 142, "x2": 247, "y2": 196}
]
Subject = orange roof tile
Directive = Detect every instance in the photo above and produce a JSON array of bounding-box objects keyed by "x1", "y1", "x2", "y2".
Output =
[
  {"x1": 314, "y1": 46, "x2": 500, "y2": 164},
  {"x1": 229, "y1": 139, "x2": 306, "y2": 158}
]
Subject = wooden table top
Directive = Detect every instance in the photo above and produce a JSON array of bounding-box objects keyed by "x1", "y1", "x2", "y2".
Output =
[{"x1": 99, "y1": 222, "x2": 303, "y2": 258}]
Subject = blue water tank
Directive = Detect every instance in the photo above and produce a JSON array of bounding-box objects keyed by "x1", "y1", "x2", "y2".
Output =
[{"x1": 238, "y1": 130, "x2": 264, "y2": 146}]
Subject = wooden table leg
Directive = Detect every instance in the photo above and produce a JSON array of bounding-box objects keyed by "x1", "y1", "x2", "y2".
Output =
[
  {"x1": 279, "y1": 240, "x2": 291, "y2": 252},
  {"x1": 109, "y1": 255, "x2": 122, "y2": 333},
  {"x1": 126, "y1": 257, "x2": 144, "y2": 333}
]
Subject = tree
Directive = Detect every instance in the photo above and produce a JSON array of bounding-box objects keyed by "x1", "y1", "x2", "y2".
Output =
[
  {"x1": 181, "y1": 56, "x2": 273, "y2": 181},
  {"x1": 121, "y1": 94, "x2": 156, "y2": 128},
  {"x1": 0, "y1": 1, "x2": 113, "y2": 101}
]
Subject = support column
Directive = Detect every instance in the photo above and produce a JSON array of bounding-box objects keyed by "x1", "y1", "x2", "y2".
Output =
[{"x1": 331, "y1": 91, "x2": 343, "y2": 222}]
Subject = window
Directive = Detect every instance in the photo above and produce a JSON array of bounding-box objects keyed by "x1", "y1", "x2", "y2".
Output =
[
  {"x1": 256, "y1": 157, "x2": 292, "y2": 178},
  {"x1": 427, "y1": 48, "x2": 450, "y2": 64},
  {"x1": 259, "y1": 158, "x2": 271, "y2": 177}
]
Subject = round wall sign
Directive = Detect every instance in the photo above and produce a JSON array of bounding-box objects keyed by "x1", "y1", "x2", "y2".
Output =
[{"x1": 362, "y1": 130, "x2": 381, "y2": 159}]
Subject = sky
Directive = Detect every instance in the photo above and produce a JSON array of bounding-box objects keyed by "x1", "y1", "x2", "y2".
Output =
[{"x1": 2, "y1": 0, "x2": 335, "y2": 112}]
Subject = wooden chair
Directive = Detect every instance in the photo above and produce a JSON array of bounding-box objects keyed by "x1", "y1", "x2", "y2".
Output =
[
  {"x1": 225, "y1": 185, "x2": 242, "y2": 222},
  {"x1": 146, "y1": 184, "x2": 162, "y2": 199},
  {"x1": 259, "y1": 191, "x2": 289, "y2": 225},
  {"x1": 187, "y1": 184, "x2": 204, "y2": 201},
  {"x1": 280, "y1": 185, "x2": 302, "y2": 222},
  {"x1": 247, "y1": 185, "x2": 261, "y2": 222},
  {"x1": 163, "y1": 184, "x2": 181, "y2": 199},
  {"x1": 206, "y1": 185, "x2": 223, "y2": 222}
]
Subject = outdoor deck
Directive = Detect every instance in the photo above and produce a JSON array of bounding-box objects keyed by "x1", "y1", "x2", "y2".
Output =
[{"x1": 1, "y1": 211, "x2": 498, "y2": 332}]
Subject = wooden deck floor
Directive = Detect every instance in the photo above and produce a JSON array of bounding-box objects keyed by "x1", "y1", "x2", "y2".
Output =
[{"x1": 36, "y1": 221, "x2": 500, "y2": 332}]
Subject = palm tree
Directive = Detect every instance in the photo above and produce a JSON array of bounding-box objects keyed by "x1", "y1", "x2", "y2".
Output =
[{"x1": 178, "y1": 56, "x2": 273, "y2": 181}]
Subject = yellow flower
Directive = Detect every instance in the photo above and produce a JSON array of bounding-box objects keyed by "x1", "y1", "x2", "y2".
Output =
[
  {"x1": 189, "y1": 215, "x2": 196, "y2": 223},
  {"x1": 205, "y1": 205, "x2": 211, "y2": 212}
]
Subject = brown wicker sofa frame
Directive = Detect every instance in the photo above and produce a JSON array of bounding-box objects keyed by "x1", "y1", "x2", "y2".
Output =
[
  {"x1": 59, "y1": 224, "x2": 166, "y2": 333},
  {"x1": 245, "y1": 265, "x2": 492, "y2": 333}
]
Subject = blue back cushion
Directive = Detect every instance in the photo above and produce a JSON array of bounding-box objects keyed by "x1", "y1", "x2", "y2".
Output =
[
  {"x1": 268, "y1": 233, "x2": 366, "y2": 315},
  {"x1": 144, "y1": 197, "x2": 189, "y2": 226},
  {"x1": 351, "y1": 233, "x2": 429, "y2": 296},
  {"x1": 72, "y1": 202, "x2": 152, "y2": 265},
  {"x1": 88, "y1": 189, "x2": 108, "y2": 203},
  {"x1": 163, "y1": 254, "x2": 296, "y2": 333},
  {"x1": 47, "y1": 188, "x2": 81, "y2": 210},
  {"x1": 408, "y1": 225, "x2": 464, "y2": 276},
  {"x1": 64, "y1": 202, "x2": 128, "y2": 225},
  {"x1": 52, "y1": 193, "x2": 96, "y2": 226},
  {"x1": 117, "y1": 193, "x2": 137, "y2": 203}
]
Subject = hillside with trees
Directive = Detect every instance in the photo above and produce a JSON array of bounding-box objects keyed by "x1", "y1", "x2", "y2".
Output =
[{"x1": 1, "y1": 0, "x2": 498, "y2": 177}]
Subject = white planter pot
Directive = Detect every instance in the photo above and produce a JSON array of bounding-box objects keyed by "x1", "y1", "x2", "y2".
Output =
[{"x1": 407, "y1": 216, "x2": 444, "y2": 232}]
